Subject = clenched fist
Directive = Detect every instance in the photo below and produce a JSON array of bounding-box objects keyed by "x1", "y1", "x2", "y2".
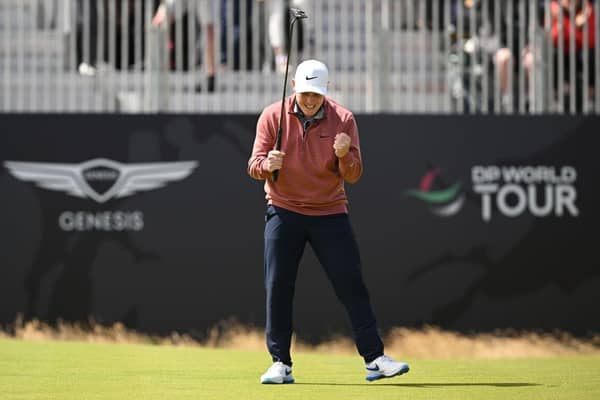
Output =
[
  {"x1": 333, "y1": 132, "x2": 351, "y2": 158},
  {"x1": 264, "y1": 150, "x2": 285, "y2": 172}
]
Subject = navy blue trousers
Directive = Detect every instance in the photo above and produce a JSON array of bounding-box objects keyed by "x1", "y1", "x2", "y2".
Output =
[{"x1": 264, "y1": 205, "x2": 384, "y2": 366}]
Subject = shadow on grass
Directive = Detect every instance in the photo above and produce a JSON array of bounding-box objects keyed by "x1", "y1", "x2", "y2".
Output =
[{"x1": 294, "y1": 382, "x2": 541, "y2": 388}]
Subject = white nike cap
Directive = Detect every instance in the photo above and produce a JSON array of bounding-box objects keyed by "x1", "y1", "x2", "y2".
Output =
[{"x1": 293, "y1": 59, "x2": 329, "y2": 96}]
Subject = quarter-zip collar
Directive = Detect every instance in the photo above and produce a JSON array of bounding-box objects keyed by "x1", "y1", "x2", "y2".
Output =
[{"x1": 293, "y1": 99, "x2": 325, "y2": 134}]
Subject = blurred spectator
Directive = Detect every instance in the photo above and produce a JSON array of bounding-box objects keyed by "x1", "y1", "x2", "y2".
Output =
[
  {"x1": 75, "y1": 0, "x2": 99, "y2": 75},
  {"x1": 494, "y1": 0, "x2": 596, "y2": 112},
  {"x1": 152, "y1": 0, "x2": 216, "y2": 92},
  {"x1": 442, "y1": 0, "x2": 558, "y2": 112},
  {"x1": 549, "y1": 0, "x2": 596, "y2": 111},
  {"x1": 492, "y1": 1, "x2": 543, "y2": 111},
  {"x1": 75, "y1": 0, "x2": 147, "y2": 74},
  {"x1": 267, "y1": 0, "x2": 309, "y2": 74},
  {"x1": 219, "y1": 0, "x2": 254, "y2": 70},
  {"x1": 445, "y1": 0, "x2": 501, "y2": 111}
]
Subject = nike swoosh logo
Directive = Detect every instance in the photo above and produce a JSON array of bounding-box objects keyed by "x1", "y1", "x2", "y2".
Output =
[
  {"x1": 285, "y1": 369, "x2": 292, "y2": 375},
  {"x1": 306, "y1": 76, "x2": 318, "y2": 80},
  {"x1": 366, "y1": 365, "x2": 380, "y2": 372}
]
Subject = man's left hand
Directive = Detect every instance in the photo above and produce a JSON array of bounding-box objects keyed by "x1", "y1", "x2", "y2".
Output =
[{"x1": 333, "y1": 133, "x2": 351, "y2": 158}]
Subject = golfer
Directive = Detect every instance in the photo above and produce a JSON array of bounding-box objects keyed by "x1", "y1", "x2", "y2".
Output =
[{"x1": 248, "y1": 59, "x2": 409, "y2": 384}]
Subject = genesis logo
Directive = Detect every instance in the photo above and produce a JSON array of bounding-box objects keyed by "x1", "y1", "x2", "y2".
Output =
[
  {"x1": 404, "y1": 168, "x2": 465, "y2": 217},
  {"x1": 4, "y1": 158, "x2": 198, "y2": 203}
]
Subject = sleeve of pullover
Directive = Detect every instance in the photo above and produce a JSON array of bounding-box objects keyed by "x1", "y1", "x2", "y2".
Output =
[
  {"x1": 337, "y1": 114, "x2": 363, "y2": 184},
  {"x1": 248, "y1": 107, "x2": 277, "y2": 180}
]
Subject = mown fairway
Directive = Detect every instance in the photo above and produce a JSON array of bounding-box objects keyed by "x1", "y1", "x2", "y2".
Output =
[{"x1": 1, "y1": 338, "x2": 599, "y2": 400}]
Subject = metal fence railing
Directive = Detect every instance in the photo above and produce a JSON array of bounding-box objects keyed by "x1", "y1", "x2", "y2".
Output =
[{"x1": 1, "y1": 0, "x2": 599, "y2": 114}]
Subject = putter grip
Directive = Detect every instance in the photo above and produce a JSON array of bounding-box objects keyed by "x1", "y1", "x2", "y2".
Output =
[{"x1": 272, "y1": 126, "x2": 283, "y2": 182}]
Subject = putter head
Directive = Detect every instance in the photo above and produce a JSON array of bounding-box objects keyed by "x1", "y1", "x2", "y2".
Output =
[{"x1": 290, "y1": 7, "x2": 307, "y2": 19}]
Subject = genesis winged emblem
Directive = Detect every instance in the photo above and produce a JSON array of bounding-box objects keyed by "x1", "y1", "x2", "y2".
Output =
[{"x1": 4, "y1": 158, "x2": 198, "y2": 203}]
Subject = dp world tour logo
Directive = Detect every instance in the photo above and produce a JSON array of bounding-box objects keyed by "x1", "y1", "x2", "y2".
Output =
[
  {"x1": 404, "y1": 168, "x2": 465, "y2": 217},
  {"x1": 4, "y1": 158, "x2": 198, "y2": 203}
]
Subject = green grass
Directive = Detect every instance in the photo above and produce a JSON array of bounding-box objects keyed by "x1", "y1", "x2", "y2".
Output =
[{"x1": 1, "y1": 338, "x2": 599, "y2": 400}]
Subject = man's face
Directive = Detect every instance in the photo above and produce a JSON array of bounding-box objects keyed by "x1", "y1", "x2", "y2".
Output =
[{"x1": 292, "y1": 81, "x2": 325, "y2": 118}]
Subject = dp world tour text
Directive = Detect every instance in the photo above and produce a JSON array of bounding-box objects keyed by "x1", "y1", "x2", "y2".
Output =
[{"x1": 471, "y1": 166, "x2": 579, "y2": 222}]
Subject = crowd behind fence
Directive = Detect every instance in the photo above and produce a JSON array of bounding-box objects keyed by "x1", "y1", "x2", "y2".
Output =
[{"x1": 1, "y1": 0, "x2": 598, "y2": 114}]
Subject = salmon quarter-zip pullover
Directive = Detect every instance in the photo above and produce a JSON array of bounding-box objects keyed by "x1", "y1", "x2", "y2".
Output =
[{"x1": 248, "y1": 95, "x2": 363, "y2": 215}]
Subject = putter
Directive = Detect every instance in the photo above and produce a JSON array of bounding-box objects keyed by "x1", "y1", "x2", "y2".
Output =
[{"x1": 272, "y1": 7, "x2": 308, "y2": 182}]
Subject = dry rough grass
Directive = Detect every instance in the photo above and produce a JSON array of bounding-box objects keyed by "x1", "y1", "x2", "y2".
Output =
[
  {"x1": 2, "y1": 316, "x2": 600, "y2": 359},
  {"x1": 4, "y1": 316, "x2": 198, "y2": 347},
  {"x1": 383, "y1": 326, "x2": 600, "y2": 359}
]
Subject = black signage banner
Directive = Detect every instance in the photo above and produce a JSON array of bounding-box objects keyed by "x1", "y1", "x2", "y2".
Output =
[{"x1": 1, "y1": 114, "x2": 598, "y2": 340}]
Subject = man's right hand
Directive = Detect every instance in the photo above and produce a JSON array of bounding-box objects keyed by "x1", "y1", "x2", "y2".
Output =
[{"x1": 264, "y1": 150, "x2": 285, "y2": 172}]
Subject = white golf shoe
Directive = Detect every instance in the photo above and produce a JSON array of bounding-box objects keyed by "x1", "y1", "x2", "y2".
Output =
[
  {"x1": 365, "y1": 355, "x2": 410, "y2": 381},
  {"x1": 260, "y1": 361, "x2": 295, "y2": 384}
]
